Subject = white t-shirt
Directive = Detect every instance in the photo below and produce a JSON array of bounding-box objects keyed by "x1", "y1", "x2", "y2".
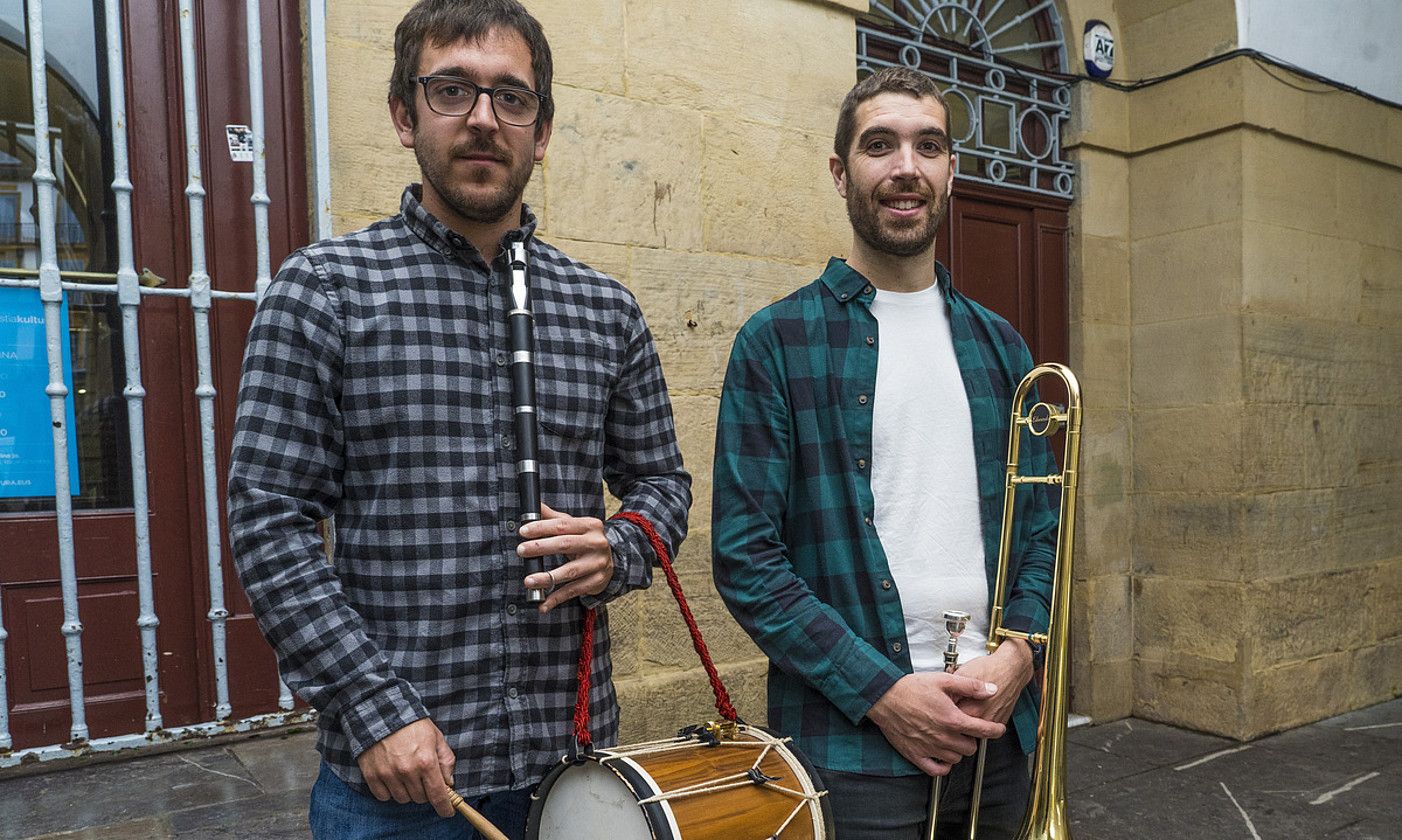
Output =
[{"x1": 869, "y1": 284, "x2": 989, "y2": 670}]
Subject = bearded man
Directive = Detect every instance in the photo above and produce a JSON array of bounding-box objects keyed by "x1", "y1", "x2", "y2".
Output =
[
  {"x1": 227, "y1": 2, "x2": 690, "y2": 838},
  {"x1": 711, "y1": 66, "x2": 1059, "y2": 840}
]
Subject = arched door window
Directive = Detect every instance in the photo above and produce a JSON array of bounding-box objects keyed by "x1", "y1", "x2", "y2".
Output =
[{"x1": 859, "y1": 1, "x2": 1076, "y2": 199}]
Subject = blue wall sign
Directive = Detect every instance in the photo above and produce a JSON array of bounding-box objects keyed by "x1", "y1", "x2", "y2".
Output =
[{"x1": 0, "y1": 287, "x2": 81, "y2": 499}]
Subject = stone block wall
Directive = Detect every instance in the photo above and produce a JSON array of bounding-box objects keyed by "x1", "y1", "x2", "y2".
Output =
[{"x1": 1068, "y1": 36, "x2": 1402, "y2": 738}]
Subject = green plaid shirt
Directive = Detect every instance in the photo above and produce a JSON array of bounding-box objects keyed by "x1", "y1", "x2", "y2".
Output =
[{"x1": 712, "y1": 257, "x2": 1059, "y2": 776}]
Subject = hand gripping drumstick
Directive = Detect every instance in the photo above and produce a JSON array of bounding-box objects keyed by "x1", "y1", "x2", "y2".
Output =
[{"x1": 447, "y1": 791, "x2": 511, "y2": 840}]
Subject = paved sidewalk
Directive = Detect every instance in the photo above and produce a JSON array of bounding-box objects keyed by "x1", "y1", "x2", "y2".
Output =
[
  {"x1": 2, "y1": 698, "x2": 1397, "y2": 839},
  {"x1": 1068, "y1": 699, "x2": 1400, "y2": 839}
]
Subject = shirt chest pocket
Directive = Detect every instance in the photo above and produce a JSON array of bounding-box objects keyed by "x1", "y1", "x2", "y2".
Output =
[{"x1": 533, "y1": 335, "x2": 616, "y2": 463}]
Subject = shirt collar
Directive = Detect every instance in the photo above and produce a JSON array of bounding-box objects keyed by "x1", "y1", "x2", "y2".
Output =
[
  {"x1": 400, "y1": 184, "x2": 539, "y2": 264},
  {"x1": 819, "y1": 256, "x2": 955, "y2": 306}
]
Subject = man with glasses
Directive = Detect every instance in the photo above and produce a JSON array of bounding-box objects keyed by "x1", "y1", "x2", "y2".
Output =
[{"x1": 228, "y1": 2, "x2": 690, "y2": 838}]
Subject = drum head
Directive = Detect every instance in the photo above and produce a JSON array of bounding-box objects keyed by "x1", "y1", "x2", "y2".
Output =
[{"x1": 528, "y1": 758, "x2": 670, "y2": 840}]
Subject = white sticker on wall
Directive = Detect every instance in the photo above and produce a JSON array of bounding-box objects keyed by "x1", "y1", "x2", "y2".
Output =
[
  {"x1": 226, "y1": 124, "x2": 253, "y2": 162},
  {"x1": 1083, "y1": 20, "x2": 1115, "y2": 79}
]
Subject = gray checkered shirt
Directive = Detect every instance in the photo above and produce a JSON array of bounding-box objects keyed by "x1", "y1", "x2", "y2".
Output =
[{"x1": 228, "y1": 186, "x2": 691, "y2": 797}]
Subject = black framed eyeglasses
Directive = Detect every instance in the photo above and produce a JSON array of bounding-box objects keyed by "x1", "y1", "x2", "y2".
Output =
[{"x1": 415, "y1": 75, "x2": 546, "y2": 126}]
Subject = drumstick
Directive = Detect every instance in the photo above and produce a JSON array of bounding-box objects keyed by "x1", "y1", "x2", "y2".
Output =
[{"x1": 446, "y1": 791, "x2": 511, "y2": 840}]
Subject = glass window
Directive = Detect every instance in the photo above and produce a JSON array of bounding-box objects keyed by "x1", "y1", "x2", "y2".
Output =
[{"x1": 1, "y1": 0, "x2": 131, "y2": 513}]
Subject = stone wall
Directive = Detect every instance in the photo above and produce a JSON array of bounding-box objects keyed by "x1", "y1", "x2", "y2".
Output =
[
  {"x1": 1055, "y1": 0, "x2": 1134, "y2": 729},
  {"x1": 1067, "y1": 0, "x2": 1402, "y2": 739}
]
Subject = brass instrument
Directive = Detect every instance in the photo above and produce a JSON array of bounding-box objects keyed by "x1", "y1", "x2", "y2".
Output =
[
  {"x1": 926, "y1": 610, "x2": 971, "y2": 840},
  {"x1": 932, "y1": 363, "x2": 1082, "y2": 840}
]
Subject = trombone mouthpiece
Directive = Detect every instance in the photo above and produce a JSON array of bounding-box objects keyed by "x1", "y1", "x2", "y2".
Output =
[
  {"x1": 943, "y1": 610, "x2": 971, "y2": 638},
  {"x1": 940, "y1": 610, "x2": 971, "y2": 674}
]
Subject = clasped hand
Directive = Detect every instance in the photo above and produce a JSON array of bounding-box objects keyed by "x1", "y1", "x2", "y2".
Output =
[
  {"x1": 867, "y1": 640, "x2": 1033, "y2": 776},
  {"x1": 868, "y1": 672, "x2": 1005, "y2": 776}
]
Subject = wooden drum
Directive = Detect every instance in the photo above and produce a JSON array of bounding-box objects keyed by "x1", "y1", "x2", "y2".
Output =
[{"x1": 526, "y1": 724, "x2": 834, "y2": 839}]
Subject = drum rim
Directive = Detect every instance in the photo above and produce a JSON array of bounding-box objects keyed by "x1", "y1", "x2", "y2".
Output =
[
  {"x1": 526, "y1": 752, "x2": 679, "y2": 840},
  {"x1": 525, "y1": 724, "x2": 835, "y2": 840},
  {"x1": 751, "y1": 724, "x2": 837, "y2": 840}
]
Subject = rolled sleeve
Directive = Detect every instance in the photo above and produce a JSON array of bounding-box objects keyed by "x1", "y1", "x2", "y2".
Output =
[{"x1": 338, "y1": 680, "x2": 432, "y2": 759}]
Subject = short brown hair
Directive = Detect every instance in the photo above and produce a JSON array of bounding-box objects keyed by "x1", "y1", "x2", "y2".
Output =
[
  {"x1": 389, "y1": 0, "x2": 554, "y2": 130},
  {"x1": 834, "y1": 67, "x2": 950, "y2": 163}
]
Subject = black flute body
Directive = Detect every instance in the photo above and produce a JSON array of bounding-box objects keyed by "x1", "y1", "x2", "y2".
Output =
[{"x1": 507, "y1": 237, "x2": 545, "y2": 603}]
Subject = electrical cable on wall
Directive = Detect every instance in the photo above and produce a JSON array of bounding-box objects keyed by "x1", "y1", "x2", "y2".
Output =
[
  {"x1": 1018, "y1": 44, "x2": 1400, "y2": 112},
  {"x1": 905, "y1": 22, "x2": 1402, "y2": 113}
]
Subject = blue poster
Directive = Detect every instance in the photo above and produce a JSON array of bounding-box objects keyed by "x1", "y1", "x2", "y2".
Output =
[{"x1": 0, "y1": 287, "x2": 81, "y2": 498}]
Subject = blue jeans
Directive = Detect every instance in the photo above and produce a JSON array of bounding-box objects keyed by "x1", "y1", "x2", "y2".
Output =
[{"x1": 309, "y1": 762, "x2": 532, "y2": 840}]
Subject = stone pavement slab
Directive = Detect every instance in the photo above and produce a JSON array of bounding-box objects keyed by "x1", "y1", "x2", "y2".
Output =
[
  {"x1": 0, "y1": 699, "x2": 1397, "y2": 838},
  {"x1": 1069, "y1": 699, "x2": 1402, "y2": 840},
  {"x1": 1, "y1": 730, "x2": 319, "y2": 840}
]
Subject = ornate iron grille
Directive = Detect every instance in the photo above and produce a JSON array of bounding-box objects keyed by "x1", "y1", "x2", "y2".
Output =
[{"x1": 858, "y1": 2, "x2": 1076, "y2": 200}]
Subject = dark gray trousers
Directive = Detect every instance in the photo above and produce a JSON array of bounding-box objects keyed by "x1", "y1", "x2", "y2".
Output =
[{"x1": 816, "y1": 731, "x2": 1030, "y2": 840}]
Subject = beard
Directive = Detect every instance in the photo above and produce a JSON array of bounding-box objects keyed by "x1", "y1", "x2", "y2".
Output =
[
  {"x1": 846, "y1": 180, "x2": 949, "y2": 258},
  {"x1": 416, "y1": 135, "x2": 534, "y2": 225}
]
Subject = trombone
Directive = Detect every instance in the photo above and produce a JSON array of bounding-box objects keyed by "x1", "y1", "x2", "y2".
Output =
[{"x1": 927, "y1": 363, "x2": 1082, "y2": 840}]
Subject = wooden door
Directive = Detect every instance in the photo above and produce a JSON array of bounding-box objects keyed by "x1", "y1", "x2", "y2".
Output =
[
  {"x1": 173, "y1": 0, "x2": 309, "y2": 721},
  {"x1": 939, "y1": 179, "x2": 1071, "y2": 446},
  {"x1": 941, "y1": 180, "x2": 1069, "y2": 367}
]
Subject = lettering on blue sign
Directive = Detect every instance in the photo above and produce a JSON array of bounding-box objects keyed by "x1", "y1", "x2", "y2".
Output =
[{"x1": 0, "y1": 287, "x2": 81, "y2": 499}]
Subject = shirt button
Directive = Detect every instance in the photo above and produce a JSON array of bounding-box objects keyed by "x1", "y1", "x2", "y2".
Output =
[
  {"x1": 863, "y1": 285, "x2": 873, "y2": 294},
  {"x1": 504, "y1": 520, "x2": 517, "y2": 533},
  {"x1": 864, "y1": 515, "x2": 873, "y2": 526},
  {"x1": 858, "y1": 394, "x2": 869, "y2": 405},
  {"x1": 839, "y1": 293, "x2": 849, "y2": 300},
  {"x1": 506, "y1": 603, "x2": 518, "y2": 616},
  {"x1": 502, "y1": 435, "x2": 514, "y2": 450},
  {"x1": 507, "y1": 686, "x2": 519, "y2": 699},
  {"x1": 865, "y1": 336, "x2": 875, "y2": 346},
  {"x1": 856, "y1": 458, "x2": 867, "y2": 469},
  {"x1": 892, "y1": 642, "x2": 903, "y2": 653},
  {"x1": 495, "y1": 353, "x2": 508, "y2": 367},
  {"x1": 881, "y1": 579, "x2": 892, "y2": 590}
]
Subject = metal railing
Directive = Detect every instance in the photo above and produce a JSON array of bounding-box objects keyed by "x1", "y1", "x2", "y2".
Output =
[{"x1": 0, "y1": 0, "x2": 332, "y2": 767}]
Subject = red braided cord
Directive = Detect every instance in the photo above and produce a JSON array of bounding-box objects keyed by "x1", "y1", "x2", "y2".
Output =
[
  {"x1": 571, "y1": 512, "x2": 737, "y2": 748},
  {"x1": 620, "y1": 511, "x2": 740, "y2": 723},
  {"x1": 572, "y1": 607, "x2": 596, "y2": 747}
]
